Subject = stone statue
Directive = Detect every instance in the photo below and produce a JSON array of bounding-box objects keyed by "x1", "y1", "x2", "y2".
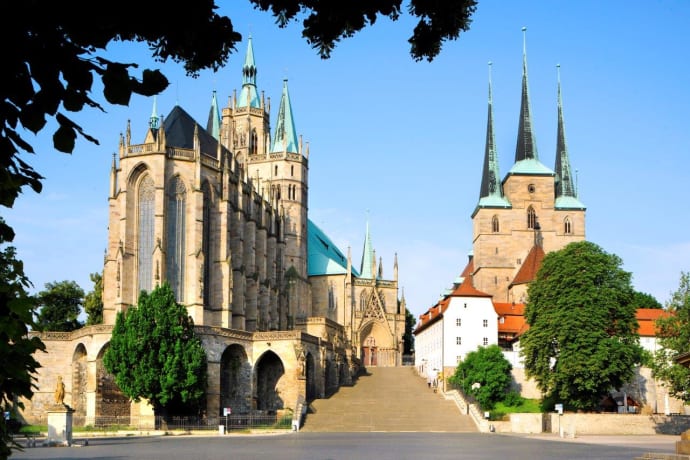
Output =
[
  {"x1": 298, "y1": 350, "x2": 306, "y2": 377},
  {"x1": 54, "y1": 376, "x2": 65, "y2": 405}
]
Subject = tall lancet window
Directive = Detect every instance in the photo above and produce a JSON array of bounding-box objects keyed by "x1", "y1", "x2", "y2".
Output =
[
  {"x1": 564, "y1": 216, "x2": 572, "y2": 235},
  {"x1": 250, "y1": 129, "x2": 258, "y2": 155},
  {"x1": 202, "y1": 181, "x2": 213, "y2": 306},
  {"x1": 166, "y1": 176, "x2": 186, "y2": 301},
  {"x1": 527, "y1": 206, "x2": 537, "y2": 229},
  {"x1": 492, "y1": 215, "x2": 500, "y2": 233},
  {"x1": 138, "y1": 175, "x2": 155, "y2": 293}
]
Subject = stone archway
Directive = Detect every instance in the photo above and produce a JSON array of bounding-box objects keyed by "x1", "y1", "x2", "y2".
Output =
[
  {"x1": 305, "y1": 352, "x2": 316, "y2": 402},
  {"x1": 220, "y1": 344, "x2": 251, "y2": 415},
  {"x1": 96, "y1": 344, "x2": 130, "y2": 423},
  {"x1": 72, "y1": 344, "x2": 88, "y2": 419},
  {"x1": 254, "y1": 351, "x2": 285, "y2": 413}
]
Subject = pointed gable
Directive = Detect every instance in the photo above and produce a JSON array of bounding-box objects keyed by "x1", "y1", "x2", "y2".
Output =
[{"x1": 510, "y1": 244, "x2": 545, "y2": 287}]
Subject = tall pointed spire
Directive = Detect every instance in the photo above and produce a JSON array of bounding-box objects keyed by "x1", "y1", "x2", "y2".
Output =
[
  {"x1": 270, "y1": 79, "x2": 299, "y2": 153},
  {"x1": 360, "y1": 216, "x2": 375, "y2": 279},
  {"x1": 207, "y1": 90, "x2": 221, "y2": 140},
  {"x1": 478, "y1": 62, "x2": 511, "y2": 209},
  {"x1": 554, "y1": 65, "x2": 586, "y2": 209},
  {"x1": 149, "y1": 95, "x2": 160, "y2": 130},
  {"x1": 509, "y1": 27, "x2": 553, "y2": 176},
  {"x1": 515, "y1": 27, "x2": 537, "y2": 162},
  {"x1": 238, "y1": 36, "x2": 260, "y2": 108}
]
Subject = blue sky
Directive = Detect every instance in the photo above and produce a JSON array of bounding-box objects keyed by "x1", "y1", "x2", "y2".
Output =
[{"x1": 4, "y1": 1, "x2": 690, "y2": 323}]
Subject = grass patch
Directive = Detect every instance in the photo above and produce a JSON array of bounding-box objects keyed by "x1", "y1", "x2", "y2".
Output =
[{"x1": 490, "y1": 399, "x2": 541, "y2": 421}]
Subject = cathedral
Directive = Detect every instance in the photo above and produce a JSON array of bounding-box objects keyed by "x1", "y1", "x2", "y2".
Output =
[{"x1": 20, "y1": 37, "x2": 406, "y2": 425}]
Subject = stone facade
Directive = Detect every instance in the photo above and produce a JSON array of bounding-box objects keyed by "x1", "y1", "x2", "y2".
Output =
[{"x1": 19, "y1": 37, "x2": 404, "y2": 425}]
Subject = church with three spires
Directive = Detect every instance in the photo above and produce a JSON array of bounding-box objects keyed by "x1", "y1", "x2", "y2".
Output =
[
  {"x1": 20, "y1": 37, "x2": 406, "y2": 425},
  {"x1": 414, "y1": 29, "x2": 586, "y2": 387}
]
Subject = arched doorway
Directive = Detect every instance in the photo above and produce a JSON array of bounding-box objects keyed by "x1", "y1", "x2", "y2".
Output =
[
  {"x1": 220, "y1": 344, "x2": 250, "y2": 415},
  {"x1": 363, "y1": 336, "x2": 377, "y2": 366},
  {"x1": 72, "y1": 344, "x2": 88, "y2": 420},
  {"x1": 254, "y1": 351, "x2": 285, "y2": 413},
  {"x1": 96, "y1": 344, "x2": 130, "y2": 423}
]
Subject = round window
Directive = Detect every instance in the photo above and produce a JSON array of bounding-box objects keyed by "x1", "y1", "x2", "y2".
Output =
[{"x1": 528, "y1": 184, "x2": 536, "y2": 193}]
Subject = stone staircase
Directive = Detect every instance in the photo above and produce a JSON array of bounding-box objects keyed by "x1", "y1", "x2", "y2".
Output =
[{"x1": 300, "y1": 366, "x2": 477, "y2": 432}]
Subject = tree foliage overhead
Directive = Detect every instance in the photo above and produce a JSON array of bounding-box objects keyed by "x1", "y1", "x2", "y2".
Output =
[
  {"x1": 0, "y1": 218, "x2": 45, "y2": 457},
  {"x1": 35, "y1": 280, "x2": 85, "y2": 332},
  {"x1": 650, "y1": 272, "x2": 690, "y2": 403},
  {"x1": 403, "y1": 307, "x2": 416, "y2": 355},
  {"x1": 520, "y1": 241, "x2": 643, "y2": 412},
  {"x1": 0, "y1": 0, "x2": 477, "y2": 220},
  {"x1": 250, "y1": 0, "x2": 478, "y2": 61},
  {"x1": 84, "y1": 272, "x2": 104, "y2": 326},
  {"x1": 103, "y1": 283, "x2": 207, "y2": 417},
  {"x1": 448, "y1": 344, "x2": 512, "y2": 409}
]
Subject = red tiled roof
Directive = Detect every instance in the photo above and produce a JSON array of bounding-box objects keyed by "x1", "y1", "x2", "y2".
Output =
[
  {"x1": 449, "y1": 276, "x2": 492, "y2": 298},
  {"x1": 510, "y1": 245, "x2": 545, "y2": 286},
  {"x1": 498, "y1": 315, "x2": 526, "y2": 334},
  {"x1": 494, "y1": 302, "x2": 525, "y2": 316},
  {"x1": 636, "y1": 308, "x2": 671, "y2": 337}
]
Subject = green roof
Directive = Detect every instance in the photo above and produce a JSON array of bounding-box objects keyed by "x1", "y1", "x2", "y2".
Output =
[
  {"x1": 307, "y1": 220, "x2": 359, "y2": 277},
  {"x1": 508, "y1": 158, "x2": 554, "y2": 175},
  {"x1": 555, "y1": 196, "x2": 586, "y2": 210}
]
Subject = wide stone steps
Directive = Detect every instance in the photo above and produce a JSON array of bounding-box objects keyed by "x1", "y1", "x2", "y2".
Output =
[{"x1": 301, "y1": 366, "x2": 477, "y2": 432}]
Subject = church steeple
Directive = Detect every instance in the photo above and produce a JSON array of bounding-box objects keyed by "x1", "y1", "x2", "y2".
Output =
[
  {"x1": 271, "y1": 79, "x2": 299, "y2": 154},
  {"x1": 477, "y1": 62, "x2": 511, "y2": 209},
  {"x1": 515, "y1": 27, "x2": 537, "y2": 163},
  {"x1": 149, "y1": 95, "x2": 160, "y2": 130},
  {"x1": 207, "y1": 90, "x2": 221, "y2": 141},
  {"x1": 238, "y1": 36, "x2": 260, "y2": 108},
  {"x1": 554, "y1": 65, "x2": 586, "y2": 210},
  {"x1": 360, "y1": 218, "x2": 375, "y2": 279},
  {"x1": 509, "y1": 27, "x2": 553, "y2": 176}
]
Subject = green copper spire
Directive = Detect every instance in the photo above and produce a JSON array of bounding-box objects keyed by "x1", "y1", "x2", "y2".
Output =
[
  {"x1": 359, "y1": 220, "x2": 375, "y2": 279},
  {"x1": 149, "y1": 95, "x2": 160, "y2": 130},
  {"x1": 238, "y1": 36, "x2": 260, "y2": 108},
  {"x1": 554, "y1": 65, "x2": 586, "y2": 210},
  {"x1": 509, "y1": 27, "x2": 553, "y2": 176},
  {"x1": 478, "y1": 62, "x2": 511, "y2": 209},
  {"x1": 207, "y1": 90, "x2": 221, "y2": 140},
  {"x1": 271, "y1": 79, "x2": 299, "y2": 153},
  {"x1": 359, "y1": 218, "x2": 375, "y2": 279}
]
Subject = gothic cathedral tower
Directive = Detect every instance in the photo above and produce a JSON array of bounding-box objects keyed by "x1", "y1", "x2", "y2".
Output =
[
  {"x1": 470, "y1": 29, "x2": 586, "y2": 303},
  {"x1": 220, "y1": 36, "x2": 311, "y2": 322}
]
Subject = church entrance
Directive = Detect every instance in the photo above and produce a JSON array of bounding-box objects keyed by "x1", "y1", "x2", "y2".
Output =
[{"x1": 362, "y1": 336, "x2": 378, "y2": 367}]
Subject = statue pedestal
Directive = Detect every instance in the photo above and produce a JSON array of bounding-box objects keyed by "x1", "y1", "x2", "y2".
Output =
[{"x1": 45, "y1": 405, "x2": 74, "y2": 447}]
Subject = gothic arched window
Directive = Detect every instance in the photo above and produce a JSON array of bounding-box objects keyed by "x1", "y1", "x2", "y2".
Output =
[
  {"x1": 492, "y1": 215, "x2": 499, "y2": 233},
  {"x1": 166, "y1": 176, "x2": 186, "y2": 301},
  {"x1": 564, "y1": 216, "x2": 572, "y2": 235},
  {"x1": 527, "y1": 206, "x2": 537, "y2": 229},
  {"x1": 137, "y1": 175, "x2": 155, "y2": 293},
  {"x1": 250, "y1": 129, "x2": 258, "y2": 155}
]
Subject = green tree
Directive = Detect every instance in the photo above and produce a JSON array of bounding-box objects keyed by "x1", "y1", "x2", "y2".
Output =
[
  {"x1": 403, "y1": 307, "x2": 416, "y2": 354},
  {"x1": 0, "y1": 219, "x2": 45, "y2": 458},
  {"x1": 84, "y1": 272, "x2": 104, "y2": 325},
  {"x1": 520, "y1": 241, "x2": 643, "y2": 412},
  {"x1": 103, "y1": 283, "x2": 207, "y2": 420},
  {"x1": 650, "y1": 272, "x2": 690, "y2": 403},
  {"x1": 630, "y1": 291, "x2": 663, "y2": 309},
  {"x1": 35, "y1": 280, "x2": 84, "y2": 332},
  {"x1": 448, "y1": 344, "x2": 512, "y2": 409}
]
